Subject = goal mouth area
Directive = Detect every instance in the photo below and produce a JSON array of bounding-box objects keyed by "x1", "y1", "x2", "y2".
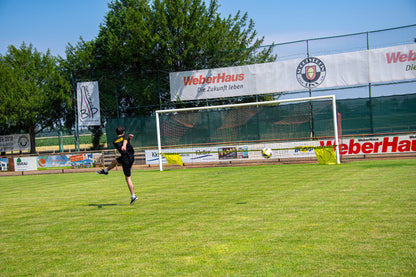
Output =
[
  {"x1": 156, "y1": 135, "x2": 338, "y2": 150},
  {"x1": 156, "y1": 145, "x2": 338, "y2": 167},
  {"x1": 155, "y1": 95, "x2": 340, "y2": 170}
]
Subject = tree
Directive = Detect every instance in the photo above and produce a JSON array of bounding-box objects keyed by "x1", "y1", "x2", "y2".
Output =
[
  {"x1": 0, "y1": 43, "x2": 72, "y2": 153},
  {"x1": 65, "y1": 0, "x2": 276, "y2": 118}
]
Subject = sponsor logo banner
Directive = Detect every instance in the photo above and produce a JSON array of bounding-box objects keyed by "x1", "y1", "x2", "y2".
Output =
[
  {"x1": 0, "y1": 134, "x2": 30, "y2": 152},
  {"x1": 14, "y1": 157, "x2": 37, "y2": 171},
  {"x1": 146, "y1": 134, "x2": 416, "y2": 164},
  {"x1": 0, "y1": 158, "x2": 9, "y2": 171},
  {"x1": 13, "y1": 153, "x2": 103, "y2": 171},
  {"x1": 170, "y1": 44, "x2": 416, "y2": 101},
  {"x1": 321, "y1": 135, "x2": 416, "y2": 155},
  {"x1": 370, "y1": 44, "x2": 416, "y2": 83}
]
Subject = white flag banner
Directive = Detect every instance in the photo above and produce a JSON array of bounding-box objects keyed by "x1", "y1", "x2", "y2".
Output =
[
  {"x1": 170, "y1": 44, "x2": 416, "y2": 101},
  {"x1": 77, "y1": 81, "x2": 101, "y2": 127}
]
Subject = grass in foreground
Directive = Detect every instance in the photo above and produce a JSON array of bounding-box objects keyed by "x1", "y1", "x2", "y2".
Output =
[{"x1": 0, "y1": 159, "x2": 415, "y2": 276}]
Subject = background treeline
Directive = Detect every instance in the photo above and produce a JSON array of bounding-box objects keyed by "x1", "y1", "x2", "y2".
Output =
[{"x1": 0, "y1": 0, "x2": 275, "y2": 153}]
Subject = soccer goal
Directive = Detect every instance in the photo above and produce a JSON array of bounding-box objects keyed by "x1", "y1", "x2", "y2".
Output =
[{"x1": 155, "y1": 95, "x2": 340, "y2": 171}]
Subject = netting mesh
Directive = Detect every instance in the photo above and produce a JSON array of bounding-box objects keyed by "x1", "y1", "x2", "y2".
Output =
[
  {"x1": 158, "y1": 99, "x2": 335, "y2": 148},
  {"x1": 211, "y1": 107, "x2": 258, "y2": 144},
  {"x1": 105, "y1": 93, "x2": 416, "y2": 149}
]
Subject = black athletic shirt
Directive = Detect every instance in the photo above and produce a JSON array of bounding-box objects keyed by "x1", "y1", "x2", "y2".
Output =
[{"x1": 113, "y1": 133, "x2": 135, "y2": 158}]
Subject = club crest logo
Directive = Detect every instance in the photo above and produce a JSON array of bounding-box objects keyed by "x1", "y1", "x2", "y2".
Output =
[
  {"x1": 18, "y1": 135, "x2": 29, "y2": 150},
  {"x1": 296, "y1": 57, "x2": 326, "y2": 88}
]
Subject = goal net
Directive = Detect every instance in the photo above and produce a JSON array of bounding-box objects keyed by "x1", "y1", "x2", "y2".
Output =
[{"x1": 155, "y1": 95, "x2": 340, "y2": 170}]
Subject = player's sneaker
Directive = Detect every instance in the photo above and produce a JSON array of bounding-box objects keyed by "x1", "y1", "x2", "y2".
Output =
[
  {"x1": 96, "y1": 169, "x2": 108, "y2": 175},
  {"x1": 130, "y1": 196, "x2": 138, "y2": 205}
]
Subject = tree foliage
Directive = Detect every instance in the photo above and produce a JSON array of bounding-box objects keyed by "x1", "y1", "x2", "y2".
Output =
[
  {"x1": 1, "y1": 0, "x2": 276, "y2": 152},
  {"x1": 65, "y1": 0, "x2": 276, "y2": 119},
  {"x1": 0, "y1": 43, "x2": 72, "y2": 153}
]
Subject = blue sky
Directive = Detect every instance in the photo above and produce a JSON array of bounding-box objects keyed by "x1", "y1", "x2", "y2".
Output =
[{"x1": 0, "y1": 0, "x2": 415, "y2": 58}]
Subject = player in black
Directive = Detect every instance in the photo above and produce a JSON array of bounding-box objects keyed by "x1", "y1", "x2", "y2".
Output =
[{"x1": 97, "y1": 126, "x2": 137, "y2": 204}]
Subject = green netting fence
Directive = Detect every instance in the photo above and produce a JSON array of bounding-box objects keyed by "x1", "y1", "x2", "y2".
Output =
[{"x1": 106, "y1": 93, "x2": 416, "y2": 149}]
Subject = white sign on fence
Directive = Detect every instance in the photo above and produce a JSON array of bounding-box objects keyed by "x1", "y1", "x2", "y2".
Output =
[
  {"x1": 0, "y1": 134, "x2": 30, "y2": 152},
  {"x1": 170, "y1": 44, "x2": 416, "y2": 101},
  {"x1": 145, "y1": 134, "x2": 416, "y2": 165}
]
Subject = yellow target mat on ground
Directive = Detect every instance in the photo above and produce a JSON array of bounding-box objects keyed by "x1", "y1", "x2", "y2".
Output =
[{"x1": 314, "y1": 146, "x2": 337, "y2": 165}]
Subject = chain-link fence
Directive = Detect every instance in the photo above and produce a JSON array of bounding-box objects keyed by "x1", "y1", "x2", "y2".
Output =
[
  {"x1": 31, "y1": 25, "x2": 415, "y2": 151},
  {"x1": 102, "y1": 25, "x2": 416, "y2": 149}
]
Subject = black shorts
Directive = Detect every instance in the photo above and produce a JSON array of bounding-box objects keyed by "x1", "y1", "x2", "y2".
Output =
[{"x1": 117, "y1": 155, "x2": 134, "y2": 177}]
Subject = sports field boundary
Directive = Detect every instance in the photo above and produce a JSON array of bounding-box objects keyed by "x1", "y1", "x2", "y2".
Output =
[{"x1": 1, "y1": 151, "x2": 415, "y2": 176}]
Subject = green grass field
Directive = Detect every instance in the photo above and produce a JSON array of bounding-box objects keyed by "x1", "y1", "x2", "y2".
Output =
[
  {"x1": 1, "y1": 159, "x2": 415, "y2": 276},
  {"x1": 35, "y1": 134, "x2": 107, "y2": 147}
]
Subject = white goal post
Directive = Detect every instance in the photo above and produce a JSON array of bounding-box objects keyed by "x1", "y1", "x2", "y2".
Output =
[{"x1": 156, "y1": 95, "x2": 340, "y2": 171}]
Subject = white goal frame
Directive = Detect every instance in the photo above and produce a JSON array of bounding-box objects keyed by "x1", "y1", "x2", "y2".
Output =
[{"x1": 155, "y1": 95, "x2": 340, "y2": 171}]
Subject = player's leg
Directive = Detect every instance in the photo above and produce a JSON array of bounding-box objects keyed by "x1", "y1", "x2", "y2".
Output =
[
  {"x1": 122, "y1": 160, "x2": 137, "y2": 204},
  {"x1": 107, "y1": 159, "x2": 118, "y2": 171},
  {"x1": 126, "y1": 176, "x2": 136, "y2": 197},
  {"x1": 96, "y1": 158, "x2": 119, "y2": 175}
]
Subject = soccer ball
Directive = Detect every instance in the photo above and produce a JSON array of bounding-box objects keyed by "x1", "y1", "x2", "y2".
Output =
[{"x1": 261, "y1": 147, "x2": 272, "y2": 159}]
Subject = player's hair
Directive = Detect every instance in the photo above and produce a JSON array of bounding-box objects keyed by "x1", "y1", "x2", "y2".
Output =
[{"x1": 116, "y1": 126, "x2": 125, "y2": 135}]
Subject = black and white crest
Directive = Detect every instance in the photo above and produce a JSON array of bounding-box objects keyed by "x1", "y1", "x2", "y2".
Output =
[{"x1": 296, "y1": 57, "x2": 326, "y2": 88}]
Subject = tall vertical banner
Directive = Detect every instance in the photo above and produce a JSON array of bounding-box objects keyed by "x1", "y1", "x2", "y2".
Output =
[{"x1": 77, "y1": 81, "x2": 101, "y2": 127}]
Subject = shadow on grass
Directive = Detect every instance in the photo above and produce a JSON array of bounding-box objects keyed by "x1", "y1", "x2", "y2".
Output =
[{"x1": 88, "y1": 203, "x2": 118, "y2": 209}]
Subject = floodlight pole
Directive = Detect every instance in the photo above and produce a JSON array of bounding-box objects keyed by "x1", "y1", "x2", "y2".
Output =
[{"x1": 71, "y1": 72, "x2": 80, "y2": 152}]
